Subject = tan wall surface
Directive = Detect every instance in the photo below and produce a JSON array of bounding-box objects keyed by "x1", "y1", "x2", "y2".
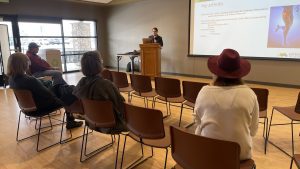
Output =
[{"x1": 105, "y1": 0, "x2": 300, "y2": 86}]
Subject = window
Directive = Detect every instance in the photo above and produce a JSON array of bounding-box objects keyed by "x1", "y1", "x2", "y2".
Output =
[
  {"x1": 62, "y1": 20, "x2": 97, "y2": 71},
  {"x1": 17, "y1": 19, "x2": 98, "y2": 72}
]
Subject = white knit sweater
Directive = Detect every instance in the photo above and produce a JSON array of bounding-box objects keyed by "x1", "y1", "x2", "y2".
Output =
[{"x1": 194, "y1": 85, "x2": 259, "y2": 160}]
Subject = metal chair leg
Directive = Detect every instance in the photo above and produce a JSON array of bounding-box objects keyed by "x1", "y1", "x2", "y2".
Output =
[
  {"x1": 80, "y1": 125, "x2": 114, "y2": 162},
  {"x1": 120, "y1": 135, "x2": 127, "y2": 169},
  {"x1": 16, "y1": 110, "x2": 22, "y2": 141},
  {"x1": 164, "y1": 148, "x2": 168, "y2": 169},
  {"x1": 264, "y1": 118, "x2": 268, "y2": 154},
  {"x1": 179, "y1": 104, "x2": 183, "y2": 127},
  {"x1": 291, "y1": 121, "x2": 294, "y2": 155},
  {"x1": 290, "y1": 157, "x2": 294, "y2": 169},
  {"x1": 115, "y1": 134, "x2": 120, "y2": 169},
  {"x1": 266, "y1": 108, "x2": 275, "y2": 153}
]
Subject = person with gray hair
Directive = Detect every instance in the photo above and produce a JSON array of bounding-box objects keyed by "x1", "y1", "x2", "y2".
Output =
[{"x1": 73, "y1": 51, "x2": 127, "y2": 134}]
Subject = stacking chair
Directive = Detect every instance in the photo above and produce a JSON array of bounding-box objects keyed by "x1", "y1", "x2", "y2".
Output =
[
  {"x1": 129, "y1": 74, "x2": 157, "y2": 108},
  {"x1": 267, "y1": 92, "x2": 300, "y2": 157},
  {"x1": 170, "y1": 126, "x2": 256, "y2": 169},
  {"x1": 101, "y1": 69, "x2": 113, "y2": 81},
  {"x1": 292, "y1": 94, "x2": 300, "y2": 169},
  {"x1": 121, "y1": 103, "x2": 170, "y2": 169},
  {"x1": 154, "y1": 77, "x2": 185, "y2": 117},
  {"x1": 179, "y1": 81, "x2": 207, "y2": 127},
  {"x1": 60, "y1": 99, "x2": 85, "y2": 144},
  {"x1": 251, "y1": 87, "x2": 269, "y2": 154},
  {"x1": 80, "y1": 99, "x2": 120, "y2": 169},
  {"x1": 111, "y1": 71, "x2": 133, "y2": 101},
  {"x1": 13, "y1": 89, "x2": 63, "y2": 152}
]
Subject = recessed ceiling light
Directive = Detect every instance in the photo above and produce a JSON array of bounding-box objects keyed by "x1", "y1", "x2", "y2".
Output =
[
  {"x1": 0, "y1": 0, "x2": 9, "y2": 3},
  {"x1": 79, "y1": 0, "x2": 112, "y2": 3}
]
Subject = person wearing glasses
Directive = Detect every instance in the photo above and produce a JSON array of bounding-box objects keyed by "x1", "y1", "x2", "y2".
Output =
[{"x1": 148, "y1": 27, "x2": 163, "y2": 47}]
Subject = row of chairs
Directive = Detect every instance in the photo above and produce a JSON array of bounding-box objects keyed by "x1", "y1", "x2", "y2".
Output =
[
  {"x1": 104, "y1": 70, "x2": 300, "y2": 168},
  {"x1": 102, "y1": 70, "x2": 270, "y2": 152},
  {"x1": 13, "y1": 88, "x2": 256, "y2": 169}
]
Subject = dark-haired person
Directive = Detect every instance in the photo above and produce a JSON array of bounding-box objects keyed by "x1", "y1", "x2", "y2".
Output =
[
  {"x1": 73, "y1": 51, "x2": 127, "y2": 134},
  {"x1": 194, "y1": 49, "x2": 259, "y2": 160},
  {"x1": 148, "y1": 27, "x2": 163, "y2": 47},
  {"x1": 26, "y1": 42, "x2": 66, "y2": 86},
  {"x1": 7, "y1": 52, "x2": 83, "y2": 129}
]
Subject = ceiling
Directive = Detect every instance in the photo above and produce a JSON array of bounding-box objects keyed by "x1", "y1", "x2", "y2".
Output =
[{"x1": 64, "y1": 0, "x2": 141, "y2": 6}]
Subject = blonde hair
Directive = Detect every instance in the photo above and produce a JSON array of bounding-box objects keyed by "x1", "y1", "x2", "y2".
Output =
[{"x1": 7, "y1": 52, "x2": 30, "y2": 77}]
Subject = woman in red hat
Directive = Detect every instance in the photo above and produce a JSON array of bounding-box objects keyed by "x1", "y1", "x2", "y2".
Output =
[{"x1": 194, "y1": 49, "x2": 259, "y2": 160}]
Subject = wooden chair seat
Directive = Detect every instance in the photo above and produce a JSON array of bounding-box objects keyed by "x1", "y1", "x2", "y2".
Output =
[
  {"x1": 173, "y1": 159, "x2": 255, "y2": 169},
  {"x1": 259, "y1": 110, "x2": 267, "y2": 118},
  {"x1": 129, "y1": 126, "x2": 170, "y2": 148},
  {"x1": 182, "y1": 100, "x2": 195, "y2": 108},
  {"x1": 273, "y1": 106, "x2": 300, "y2": 120},
  {"x1": 240, "y1": 159, "x2": 255, "y2": 169},
  {"x1": 156, "y1": 95, "x2": 185, "y2": 103},
  {"x1": 132, "y1": 89, "x2": 157, "y2": 98},
  {"x1": 119, "y1": 84, "x2": 133, "y2": 93}
]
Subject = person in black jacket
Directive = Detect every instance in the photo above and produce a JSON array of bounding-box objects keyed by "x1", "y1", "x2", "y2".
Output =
[
  {"x1": 7, "y1": 52, "x2": 82, "y2": 129},
  {"x1": 148, "y1": 27, "x2": 163, "y2": 47}
]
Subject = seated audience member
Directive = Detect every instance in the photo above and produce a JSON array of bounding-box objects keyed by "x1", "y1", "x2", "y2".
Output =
[
  {"x1": 73, "y1": 51, "x2": 127, "y2": 134},
  {"x1": 194, "y1": 48, "x2": 259, "y2": 160},
  {"x1": 26, "y1": 42, "x2": 67, "y2": 86},
  {"x1": 7, "y1": 52, "x2": 82, "y2": 129}
]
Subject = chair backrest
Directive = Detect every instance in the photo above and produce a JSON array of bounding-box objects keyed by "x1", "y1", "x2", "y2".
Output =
[
  {"x1": 101, "y1": 69, "x2": 113, "y2": 81},
  {"x1": 81, "y1": 99, "x2": 116, "y2": 128},
  {"x1": 295, "y1": 92, "x2": 300, "y2": 113},
  {"x1": 130, "y1": 74, "x2": 152, "y2": 93},
  {"x1": 65, "y1": 99, "x2": 84, "y2": 115},
  {"x1": 13, "y1": 89, "x2": 37, "y2": 112},
  {"x1": 182, "y1": 81, "x2": 207, "y2": 103},
  {"x1": 251, "y1": 88, "x2": 269, "y2": 112},
  {"x1": 124, "y1": 103, "x2": 165, "y2": 139},
  {"x1": 111, "y1": 71, "x2": 129, "y2": 88},
  {"x1": 154, "y1": 77, "x2": 181, "y2": 98},
  {"x1": 170, "y1": 126, "x2": 240, "y2": 169}
]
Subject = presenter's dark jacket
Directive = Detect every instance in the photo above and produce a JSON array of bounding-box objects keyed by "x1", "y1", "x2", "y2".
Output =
[
  {"x1": 73, "y1": 75, "x2": 127, "y2": 134},
  {"x1": 149, "y1": 35, "x2": 163, "y2": 47}
]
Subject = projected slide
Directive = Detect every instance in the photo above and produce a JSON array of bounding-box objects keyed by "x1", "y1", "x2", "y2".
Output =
[{"x1": 189, "y1": 0, "x2": 300, "y2": 59}]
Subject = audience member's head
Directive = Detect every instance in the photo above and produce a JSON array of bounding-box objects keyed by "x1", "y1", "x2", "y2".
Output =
[
  {"x1": 207, "y1": 48, "x2": 251, "y2": 86},
  {"x1": 81, "y1": 51, "x2": 103, "y2": 77},
  {"x1": 152, "y1": 27, "x2": 158, "y2": 36},
  {"x1": 28, "y1": 42, "x2": 40, "y2": 54},
  {"x1": 7, "y1": 52, "x2": 30, "y2": 77}
]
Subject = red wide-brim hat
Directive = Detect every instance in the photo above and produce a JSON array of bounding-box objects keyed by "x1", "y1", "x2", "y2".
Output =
[{"x1": 207, "y1": 49, "x2": 251, "y2": 79}]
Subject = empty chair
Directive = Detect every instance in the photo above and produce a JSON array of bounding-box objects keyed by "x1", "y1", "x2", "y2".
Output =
[
  {"x1": 101, "y1": 69, "x2": 113, "y2": 81},
  {"x1": 170, "y1": 126, "x2": 256, "y2": 169},
  {"x1": 111, "y1": 71, "x2": 133, "y2": 101},
  {"x1": 179, "y1": 81, "x2": 207, "y2": 127},
  {"x1": 121, "y1": 103, "x2": 170, "y2": 169},
  {"x1": 268, "y1": 92, "x2": 300, "y2": 157},
  {"x1": 251, "y1": 87, "x2": 269, "y2": 154},
  {"x1": 14, "y1": 89, "x2": 63, "y2": 152},
  {"x1": 154, "y1": 77, "x2": 185, "y2": 116},
  {"x1": 129, "y1": 74, "x2": 157, "y2": 108},
  {"x1": 80, "y1": 99, "x2": 120, "y2": 169}
]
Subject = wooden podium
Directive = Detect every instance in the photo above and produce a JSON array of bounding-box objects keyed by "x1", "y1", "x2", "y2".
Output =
[{"x1": 139, "y1": 43, "x2": 161, "y2": 77}]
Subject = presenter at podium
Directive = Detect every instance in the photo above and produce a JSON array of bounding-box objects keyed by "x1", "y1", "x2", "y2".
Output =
[{"x1": 148, "y1": 27, "x2": 163, "y2": 47}]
